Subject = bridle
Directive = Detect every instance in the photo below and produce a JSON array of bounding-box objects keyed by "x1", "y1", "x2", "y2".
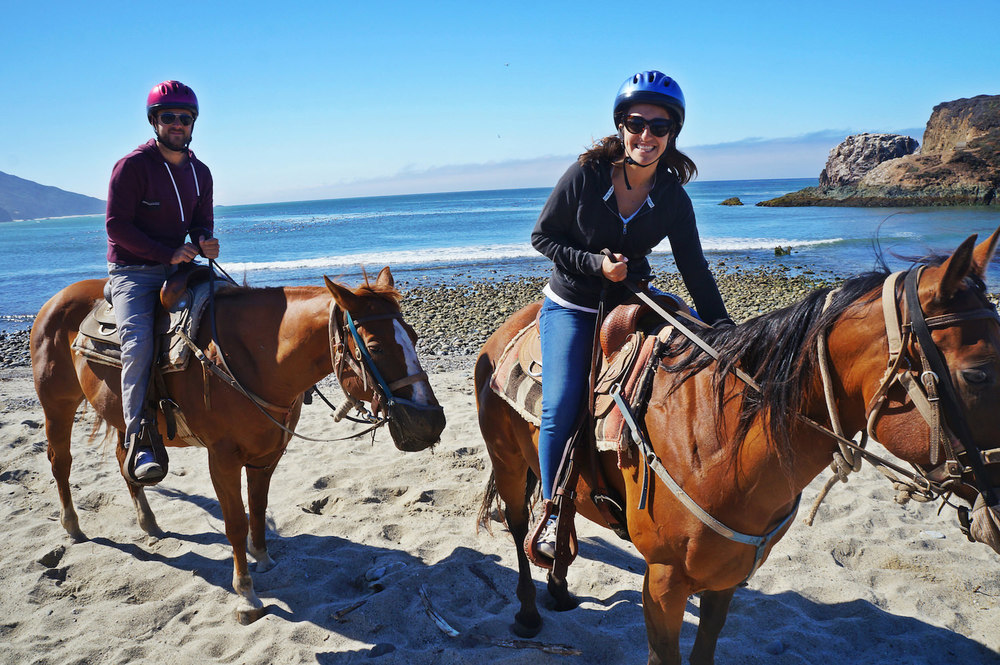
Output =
[
  {"x1": 326, "y1": 299, "x2": 440, "y2": 427},
  {"x1": 849, "y1": 268, "x2": 999, "y2": 504},
  {"x1": 809, "y1": 267, "x2": 1000, "y2": 539}
]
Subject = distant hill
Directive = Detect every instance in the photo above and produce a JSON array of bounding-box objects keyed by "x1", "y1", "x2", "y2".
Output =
[{"x1": 0, "y1": 170, "x2": 105, "y2": 221}]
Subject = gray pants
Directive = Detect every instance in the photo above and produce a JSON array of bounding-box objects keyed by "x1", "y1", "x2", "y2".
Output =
[{"x1": 107, "y1": 263, "x2": 175, "y2": 438}]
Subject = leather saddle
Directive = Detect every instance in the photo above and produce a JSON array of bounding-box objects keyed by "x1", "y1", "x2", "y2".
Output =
[{"x1": 74, "y1": 263, "x2": 234, "y2": 373}]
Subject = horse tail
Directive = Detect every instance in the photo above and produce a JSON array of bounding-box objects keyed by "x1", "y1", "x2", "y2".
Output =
[{"x1": 476, "y1": 470, "x2": 502, "y2": 535}]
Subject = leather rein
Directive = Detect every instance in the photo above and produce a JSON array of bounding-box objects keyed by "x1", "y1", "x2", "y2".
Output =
[{"x1": 611, "y1": 266, "x2": 1000, "y2": 578}]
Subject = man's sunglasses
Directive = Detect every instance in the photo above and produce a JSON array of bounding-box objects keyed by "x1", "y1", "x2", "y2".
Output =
[
  {"x1": 622, "y1": 115, "x2": 675, "y2": 137},
  {"x1": 158, "y1": 112, "x2": 194, "y2": 127}
]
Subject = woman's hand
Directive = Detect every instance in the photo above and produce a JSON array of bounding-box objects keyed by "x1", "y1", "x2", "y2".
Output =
[{"x1": 601, "y1": 252, "x2": 629, "y2": 282}]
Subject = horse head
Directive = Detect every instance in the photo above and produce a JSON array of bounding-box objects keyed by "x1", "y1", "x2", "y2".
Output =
[
  {"x1": 861, "y1": 227, "x2": 1000, "y2": 554},
  {"x1": 324, "y1": 267, "x2": 445, "y2": 452}
]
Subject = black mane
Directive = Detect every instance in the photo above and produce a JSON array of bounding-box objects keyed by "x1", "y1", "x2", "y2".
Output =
[{"x1": 661, "y1": 269, "x2": 891, "y2": 474}]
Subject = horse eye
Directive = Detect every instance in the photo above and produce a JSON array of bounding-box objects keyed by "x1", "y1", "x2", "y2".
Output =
[
  {"x1": 960, "y1": 368, "x2": 990, "y2": 385},
  {"x1": 368, "y1": 342, "x2": 383, "y2": 355}
]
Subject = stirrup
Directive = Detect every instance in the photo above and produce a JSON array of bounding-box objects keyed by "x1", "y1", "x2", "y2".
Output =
[
  {"x1": 524, "y1": 500, "x2": 578, "y2": 570},
  {"x1": 121, "y1": 422, "x2": 169, "y2": 486}
]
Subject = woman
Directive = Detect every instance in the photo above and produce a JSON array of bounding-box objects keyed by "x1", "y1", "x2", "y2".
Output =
[{"x1": 530, "y1": 70, "x2": 731, "y2": 559}]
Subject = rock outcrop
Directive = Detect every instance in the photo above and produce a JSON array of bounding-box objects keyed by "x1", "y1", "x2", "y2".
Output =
[
  {"x1": 759, "y1": 95, "x2": 1000, "y2": 206},
  {"x1": 818, "y1": 133, "x2": 919, "y2": 187}
]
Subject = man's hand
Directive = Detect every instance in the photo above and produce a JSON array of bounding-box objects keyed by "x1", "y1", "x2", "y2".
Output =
[
  {"x1": 199, "y1": 235, "x2": 220, "y2": 259},
  {"x1": 170, "y1": 242, "x2": 200, "y2": 264},
  {"x1": 601, "y1": 252, "x2": 629, "y2": 282}
]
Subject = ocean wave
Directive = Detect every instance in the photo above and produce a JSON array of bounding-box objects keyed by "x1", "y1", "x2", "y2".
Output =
[
  {"x1": 222, "y1": 237, "x2": 844, "y2": 273},
  {"x1": 223, "y1": 243, "x2": 540, "y2": 272}
]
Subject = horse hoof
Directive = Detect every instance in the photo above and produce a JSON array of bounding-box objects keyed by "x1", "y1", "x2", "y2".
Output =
[
  {"x1": 236, "y1": 605, "x2": 268, "y2": 625},
  {"x1": 553, "y1": 596, "x2": 579, "y2": 612},
  {"x1": 511, "y1": 613, "x2": 542, "y2": 638}
]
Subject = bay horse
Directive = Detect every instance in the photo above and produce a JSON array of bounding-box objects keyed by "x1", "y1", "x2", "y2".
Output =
[
  {"x1": 31, "y1": 266, "x2": 445, "y2": 623},
  {"x1": 475, "y1": 230, "x2": 1000, "y2": 664}
]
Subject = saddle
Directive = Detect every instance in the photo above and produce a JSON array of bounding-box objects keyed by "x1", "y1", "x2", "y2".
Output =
[
  {"x1": 72, "y1": 265, "x2": 236, "y2": 447},
  {"x1": 493, "y1": 293, "x2": 688, "y2": 453},
  {"x1": 74, "y1": 264, "x2": 232, "y2": 373}
]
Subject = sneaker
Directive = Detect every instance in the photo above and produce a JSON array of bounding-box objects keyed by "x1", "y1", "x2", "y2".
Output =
[
  {"x1": 132, "y1": 447, "x2": 163, "y2": 481},
  {"x1": 536, "y1": 515, "x2": 559, "y2": 559}
]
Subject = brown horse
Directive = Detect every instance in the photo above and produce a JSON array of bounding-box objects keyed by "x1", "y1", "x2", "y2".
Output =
[
  {"x1": 475, "y1": 230, "x2": 1000, "y2": 664},
  {"x1": 31, "y1": 266, "x2": 445, "y2": 623}
]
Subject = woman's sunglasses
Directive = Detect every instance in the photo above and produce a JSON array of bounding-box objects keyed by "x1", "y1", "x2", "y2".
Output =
[
  {"x1": 158, "y1": 112, "x2": 194, "y2": 127},
  {"x1": 622, "y1": 115, "x2": 675, "y2": 137}
]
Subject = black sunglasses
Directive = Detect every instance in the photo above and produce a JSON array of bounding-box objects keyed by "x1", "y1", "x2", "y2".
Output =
[
  {"x1": 622, "y1": 115, "x2": 674, "y2": 137},
  {"x1": 158, "y1": 112, "x2": 194, "y2": 127}
]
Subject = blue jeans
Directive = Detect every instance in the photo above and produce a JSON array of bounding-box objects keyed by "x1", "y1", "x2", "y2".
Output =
[
  {"x1": 107, "y1": 263, "x2": 175, "y2": 438},
  {"x1": 538, "y1": 298, "x2": 597, "y2": 500}
]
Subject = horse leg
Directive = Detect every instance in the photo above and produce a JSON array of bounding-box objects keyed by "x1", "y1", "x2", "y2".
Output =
[
  {"x1": 546, "y1": 567, "x2": 578, "y2": 611},
  {"x1": 505, "y1": 473, "x2": 543, "y2": 637},
  {"x1": 114, "y1": 432, "x2": 163, "y2": 538},
  {"x1": 40, "y1": 395, "x2": 86, "y2": 542},
  {"x1": 689, "y1": 588, "x2": 736, "y2": 665},
  {"x1": 642, "y1": 563, "x2": 688, "y2": 665},
  {"x1": 245, "y1": 455, "x2": 282, "y2": 573},
  {"x1": 208, "y1": 449, "x2": 266, "y2": 624}
]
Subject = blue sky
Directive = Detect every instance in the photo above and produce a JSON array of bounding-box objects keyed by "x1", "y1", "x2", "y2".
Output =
[{"x1": 3, "y1": 1, "x2": 997, "y2": 205}]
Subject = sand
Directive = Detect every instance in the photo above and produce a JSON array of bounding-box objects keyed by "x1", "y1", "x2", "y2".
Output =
[{"x1": 1, "y1": 357, "x2": 998, "y2": 665}]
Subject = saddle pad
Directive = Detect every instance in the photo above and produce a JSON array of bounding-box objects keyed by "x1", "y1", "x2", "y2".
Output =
[
  {"x1": 490, "y1": 322, "x2": 543, "y2": 427},
  {"x1": 72, "y1": 280, "x2": 225, "y2": 373}
]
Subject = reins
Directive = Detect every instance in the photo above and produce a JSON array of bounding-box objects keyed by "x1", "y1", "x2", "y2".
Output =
[{"x1": 609, "y1": 263, "x2": 1000, "y2": 571}]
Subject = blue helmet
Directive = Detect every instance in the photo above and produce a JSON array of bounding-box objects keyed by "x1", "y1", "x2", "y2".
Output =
[{"x1": 613, "y1": 70, "x2": 685, "y2": 131}]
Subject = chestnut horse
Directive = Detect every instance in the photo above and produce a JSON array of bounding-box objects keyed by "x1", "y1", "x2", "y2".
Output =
[
  {"x1": 475, "y1": 231, "x2": 1000, "y2": 664},
  {"x1": 31, "y1": 266, "x2": 445, "y2": 623}
]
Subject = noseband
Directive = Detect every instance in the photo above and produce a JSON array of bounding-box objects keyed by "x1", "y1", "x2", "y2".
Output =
[{"x1": 860, "y1": 268, "x2": 1000, "y2": 509}]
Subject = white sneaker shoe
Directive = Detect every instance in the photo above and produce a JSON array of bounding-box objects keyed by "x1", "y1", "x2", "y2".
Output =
[{"x1": 536, "y1": 516, "x2": 559, "y2": 559}]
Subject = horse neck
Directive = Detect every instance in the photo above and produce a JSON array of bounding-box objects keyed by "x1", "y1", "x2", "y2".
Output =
[
  {"x1": 791, "y1": 295, "x2": 886, "y2": 487},
  {"x1": 217, "y1": 287, "x2": 334, "y2": 402}
]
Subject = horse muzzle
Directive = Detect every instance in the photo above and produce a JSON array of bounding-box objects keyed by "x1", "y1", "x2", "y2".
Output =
[
  {"x1": 969, "y1": 494, "x2": 1000, "y2": 555},
  {"x1": 386, "y1": 398, "x2": 446, "y2": 452}
]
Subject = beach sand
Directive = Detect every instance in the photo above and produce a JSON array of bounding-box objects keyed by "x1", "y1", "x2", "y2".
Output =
[{"x1": 1, "y1": 346, "x2": 998, "y2": 665}]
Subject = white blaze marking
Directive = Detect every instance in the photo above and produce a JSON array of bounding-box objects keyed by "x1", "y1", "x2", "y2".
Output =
[{"x1": 394, "y1": 320, "x2": 431, "y2": 405}]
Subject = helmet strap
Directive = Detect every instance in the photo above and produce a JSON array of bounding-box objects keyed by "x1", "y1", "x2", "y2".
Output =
[{"x1": 619, "y1": 133, "x2": 660, "y2": 191}]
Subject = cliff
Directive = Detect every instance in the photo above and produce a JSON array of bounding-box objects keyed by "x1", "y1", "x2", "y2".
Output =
[
  {"x1": 0, "y1": 171, "x2": 105, "y2": 221},
  {"x1": 759, "y1": 95, "x2": 1000, "y2": 207}
]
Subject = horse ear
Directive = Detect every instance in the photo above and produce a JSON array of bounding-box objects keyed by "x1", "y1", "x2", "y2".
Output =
[
  {"x1": 936, "y1": 234, "x2": 977, "y2": 302},
  {"x1": 324, "y1": 275, "x2": 361, "y2": 312},
  {"x1": 971, "y1": 225, "x2": 1000, "y2": 279},
  {"x1": 375, "y1": 266, "x2": 394, "y2": 289}
]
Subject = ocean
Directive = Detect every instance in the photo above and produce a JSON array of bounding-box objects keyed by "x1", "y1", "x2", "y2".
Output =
[{"x1": 3, "y1": 177, "x2": 999, "y2": 332}]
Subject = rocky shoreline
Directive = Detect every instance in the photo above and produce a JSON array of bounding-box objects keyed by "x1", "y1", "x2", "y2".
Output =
[{"x1": 0, "y1": 264, "x2": 845, "y2": 372}]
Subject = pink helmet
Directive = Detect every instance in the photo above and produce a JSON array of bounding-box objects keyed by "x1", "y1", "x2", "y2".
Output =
[{"x1": 146, "y1": 80, "x2": 198, "y2": 120}]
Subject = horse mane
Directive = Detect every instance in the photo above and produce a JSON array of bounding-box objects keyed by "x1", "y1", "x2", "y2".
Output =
[
  {"x1": 662, "y1": 251, "x2": 995, "y2": 476},
  {"x1": 661, "y1": 266, "x2": 890, "y2": 476}
]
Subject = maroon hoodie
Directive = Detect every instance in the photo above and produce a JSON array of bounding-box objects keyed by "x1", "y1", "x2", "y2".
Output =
[{"x1": 105, "y1": 139, "x2": 213, "y2": 266}]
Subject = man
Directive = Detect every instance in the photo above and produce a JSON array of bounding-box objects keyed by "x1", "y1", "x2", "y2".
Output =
[{"x1": 105, "y1": 80, "x2": 219, "y2": 484}]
